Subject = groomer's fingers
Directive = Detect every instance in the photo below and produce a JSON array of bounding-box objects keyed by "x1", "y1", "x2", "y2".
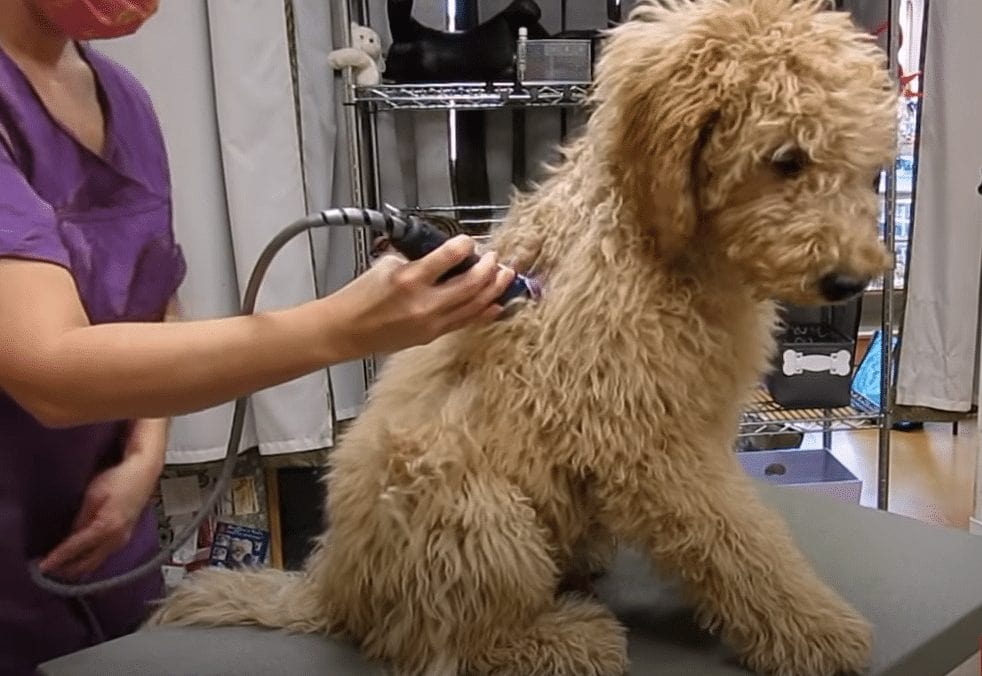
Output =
[
  {"x1": 444, "y1": 302, "x2": 503, "y2": 335},
  {"x1": 58, "y1": 544, "x2": 117, "y2": 580},
  {"x1": 443, "y1": 266, "x2": 515, "y2": 328},
  {"x1": 46, "y1": 520, "x2": 128, "y2": 580},
  {"x1": 403, "y1": 235, "x2": 477, "y2": 286},
  {"x1": 432, "y1": 250, "x2": 503, "y2": 309},
  {"x1": 370, "y1": 250, "x2": 408, "y2": 268},
  {"x1": 70, "y1": 494, "x2": 100, "y2": 534},
  {"x1": 39, "y1": 524, "x2": 107, "y2": 575}
]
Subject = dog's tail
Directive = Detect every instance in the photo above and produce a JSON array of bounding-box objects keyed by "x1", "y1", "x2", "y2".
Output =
[{"x1": 146, "y1": 567, "x2": 338, "y2": 636}]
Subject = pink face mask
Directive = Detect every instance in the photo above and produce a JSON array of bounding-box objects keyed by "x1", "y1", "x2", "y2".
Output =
[{"x1": 35, "y1": 0, "x2": 159, "y2": 40}]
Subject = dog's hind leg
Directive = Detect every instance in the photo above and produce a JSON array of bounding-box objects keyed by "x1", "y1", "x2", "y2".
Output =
[
  {"x1": 595, "y1": 449, "x2": 872, "y2": 676},
  {"x1": 316, "y1": 457, "x2": 627, "y2": 676}
]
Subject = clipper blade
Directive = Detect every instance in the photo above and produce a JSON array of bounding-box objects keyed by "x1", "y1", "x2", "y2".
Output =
[
  {"x1": 498, "y1": 272, "x2": 542, "y2": 319},
  {"x1": 522, "y1": 274, "x2": 543, "y2": 301}
]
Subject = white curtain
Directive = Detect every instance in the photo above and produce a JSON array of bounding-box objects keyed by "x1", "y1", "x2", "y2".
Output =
[
  {"x1": 895, "y1": 0, "x2": 982, "y2": 412},
  {"x1": 293, "y1": 0, "x2": 376, "y2": 421},
  {"x1": 95, "y1": 0, "x2": 353, "y2": 463}
]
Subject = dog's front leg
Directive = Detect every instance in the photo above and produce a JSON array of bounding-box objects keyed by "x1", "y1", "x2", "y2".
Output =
[{"x1": 595, "y1": 449, "x2": 872, "y2": 676}]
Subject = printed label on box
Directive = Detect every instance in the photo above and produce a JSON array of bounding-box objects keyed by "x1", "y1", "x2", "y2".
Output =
[{"x1": 208, "y1": 521, "x2": 270, "y2": 569}]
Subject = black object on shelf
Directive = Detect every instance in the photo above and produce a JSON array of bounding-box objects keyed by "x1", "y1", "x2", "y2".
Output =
[
  {"x1": 385, "y1": 0, "x2": 546, "y2": 84},
  {"x1": 765, "y1": 297, "x2": 862, "y2": 410},
  {"x1": 444, "y1": 2, "x2": 494, "y2": 226},
  {"x1": 607, "y1": 0, "x2": 621, "y2": 24}
]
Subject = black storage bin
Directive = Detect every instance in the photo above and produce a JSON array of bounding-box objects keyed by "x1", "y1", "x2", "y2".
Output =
[{"x1": 765, "y1": 297, "x2": 862, "y2": 409}]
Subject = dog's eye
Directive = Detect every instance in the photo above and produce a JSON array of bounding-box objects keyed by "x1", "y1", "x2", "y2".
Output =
[{"x1": 771, "y1": 145, "x2": 809, "y2": 178}]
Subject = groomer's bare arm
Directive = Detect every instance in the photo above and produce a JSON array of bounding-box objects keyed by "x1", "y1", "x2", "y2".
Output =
[
  {"x1": 0, "y1": 242, "x2": 514, "y2": 427},
  {"x1": 0, "y1": 262, "x2": 353, "y2": 426},
  {"x1": 123, "y1": 296, "x2": 180, "y2": 469}
]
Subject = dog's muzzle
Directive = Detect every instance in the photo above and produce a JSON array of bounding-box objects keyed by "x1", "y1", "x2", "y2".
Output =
[{"x1": 819, "y1": 273, "x2": 870, "y2": 302}]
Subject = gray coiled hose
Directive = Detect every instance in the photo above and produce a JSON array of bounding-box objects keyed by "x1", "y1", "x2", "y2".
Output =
[{"x1": 29, "y1": 208, "x2": 410, "y2": 598}]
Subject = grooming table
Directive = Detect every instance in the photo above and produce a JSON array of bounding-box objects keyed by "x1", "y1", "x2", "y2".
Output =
[{"x1": 40, "y1": 484, "x2": 982, "y2": 676}]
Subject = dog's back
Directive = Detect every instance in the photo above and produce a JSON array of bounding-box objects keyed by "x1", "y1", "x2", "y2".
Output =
[{"x1": 299, "y1": 142, "x2": 779, "y2": 670}]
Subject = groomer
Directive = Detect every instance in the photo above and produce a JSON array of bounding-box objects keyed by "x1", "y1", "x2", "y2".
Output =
[{"x1": 0, "y1": 1, "x2": 515, "y2": 673}]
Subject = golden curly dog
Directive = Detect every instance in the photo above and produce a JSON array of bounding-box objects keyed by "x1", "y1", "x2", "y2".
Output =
[{"x1": 151, "y1": 1, "x2": 897, "y2": 674}]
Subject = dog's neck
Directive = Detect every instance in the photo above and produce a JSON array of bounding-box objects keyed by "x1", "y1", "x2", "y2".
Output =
[
  {"x1": 490, "y1": 139, "x2": 777, "y2": 393},
  {"x1": 512, "y1": 141, "x2": 750, "y2": 289}
]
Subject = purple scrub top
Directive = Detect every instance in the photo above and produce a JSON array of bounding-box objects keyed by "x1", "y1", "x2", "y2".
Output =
[{"x1": 0, "y1": 42, "x2": 186, "y2": 674}]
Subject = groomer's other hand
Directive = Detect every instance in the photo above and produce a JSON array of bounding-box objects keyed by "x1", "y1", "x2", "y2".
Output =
[
  {"x1": 331, "y1": 235, "x2": 515, "y2": 355},
  {"x1": 38, "y1": 454, "x2": 156, "y2": 579},
  {"x1": 39, "y1": 418, "x2": 166, "y2": 580}
]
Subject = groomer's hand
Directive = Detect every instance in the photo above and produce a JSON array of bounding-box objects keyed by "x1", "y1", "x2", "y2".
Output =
[
  {"x1": 331, "y1": 235, "x2": 515, "y2": 355},
  {"x1": 39, "y1": 419, "x2": 166, "y2": 580}
]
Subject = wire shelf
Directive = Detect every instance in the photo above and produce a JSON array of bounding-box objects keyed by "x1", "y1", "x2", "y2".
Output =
[
  {"x1": 738, "y1": 388, "x2": 882, "y2": 438},
  {"x1": 353, "y1": 82, "x2": 592, "y2": 111}
]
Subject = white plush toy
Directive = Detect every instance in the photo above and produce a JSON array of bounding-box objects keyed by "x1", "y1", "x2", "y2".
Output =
[{"x1": 328, "y1": 22, "x2": 385, "y2": 86}]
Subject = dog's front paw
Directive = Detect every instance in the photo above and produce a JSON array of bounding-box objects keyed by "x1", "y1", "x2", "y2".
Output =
[{"x1": 741, "y1": 597, "x2": 873, "y2": 676}]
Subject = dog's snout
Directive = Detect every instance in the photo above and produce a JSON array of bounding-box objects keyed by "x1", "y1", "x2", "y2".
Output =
[{"x1": 820, "y1": 273, "x2": 870, "y2": 302}]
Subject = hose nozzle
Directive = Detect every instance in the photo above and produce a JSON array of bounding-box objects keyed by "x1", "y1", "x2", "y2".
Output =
[{"x1": 322, "y1": 206, "x2": 540, "y2": 308}]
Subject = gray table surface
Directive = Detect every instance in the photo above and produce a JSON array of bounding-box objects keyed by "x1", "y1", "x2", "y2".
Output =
[{"x1": 40, "y1": 483, "x2": 982, "y2": 675}]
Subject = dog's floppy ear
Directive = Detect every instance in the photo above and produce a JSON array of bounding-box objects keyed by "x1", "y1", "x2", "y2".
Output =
[{"x1": 592, "y1": 1, "x2": 734, "y2": 261}]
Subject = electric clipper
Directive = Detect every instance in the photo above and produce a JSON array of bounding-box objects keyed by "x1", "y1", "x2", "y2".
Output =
[{"x1": 379, "y1": 206, "x2": 541, "y2": 310}]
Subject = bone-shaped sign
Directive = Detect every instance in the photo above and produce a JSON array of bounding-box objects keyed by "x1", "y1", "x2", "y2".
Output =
[{"x1": 782, "y1": 349, "x2": 852, "y2": 377}]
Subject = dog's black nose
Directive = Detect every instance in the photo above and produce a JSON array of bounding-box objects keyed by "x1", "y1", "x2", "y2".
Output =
[{"x1": 820, "y1": 273, "x2": 870, "y2": 302}]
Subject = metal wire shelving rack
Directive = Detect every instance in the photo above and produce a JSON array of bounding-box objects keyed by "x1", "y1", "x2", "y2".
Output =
[
  {"x1": 353, "y1": 82, "x2": 591, "y2": 111},
  {"x1": 336, "y1": 1, "x2": 901, "y2": 510}
]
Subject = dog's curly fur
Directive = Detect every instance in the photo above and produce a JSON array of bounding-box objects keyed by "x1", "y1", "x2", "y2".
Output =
[{"x1": 150, "y1": 1, "x2": 897, "y2": 674}]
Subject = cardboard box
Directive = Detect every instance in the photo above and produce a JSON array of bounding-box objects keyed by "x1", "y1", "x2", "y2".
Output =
[{"x1": 738, "y1": 449, "x2": 862, "y2": 504}]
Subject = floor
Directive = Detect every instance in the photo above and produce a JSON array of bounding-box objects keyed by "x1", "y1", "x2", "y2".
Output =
[
  {"x1": 823, "y1": 421, "x2": 977, "y2": 528},
  {"x1": 808, "y1": 420, "x2": 979, "y2": 675}
]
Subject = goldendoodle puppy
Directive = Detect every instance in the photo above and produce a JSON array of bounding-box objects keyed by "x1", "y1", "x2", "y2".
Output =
[{"x1": 151, "y1": 1, "x2": 897, "y2": 674}]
